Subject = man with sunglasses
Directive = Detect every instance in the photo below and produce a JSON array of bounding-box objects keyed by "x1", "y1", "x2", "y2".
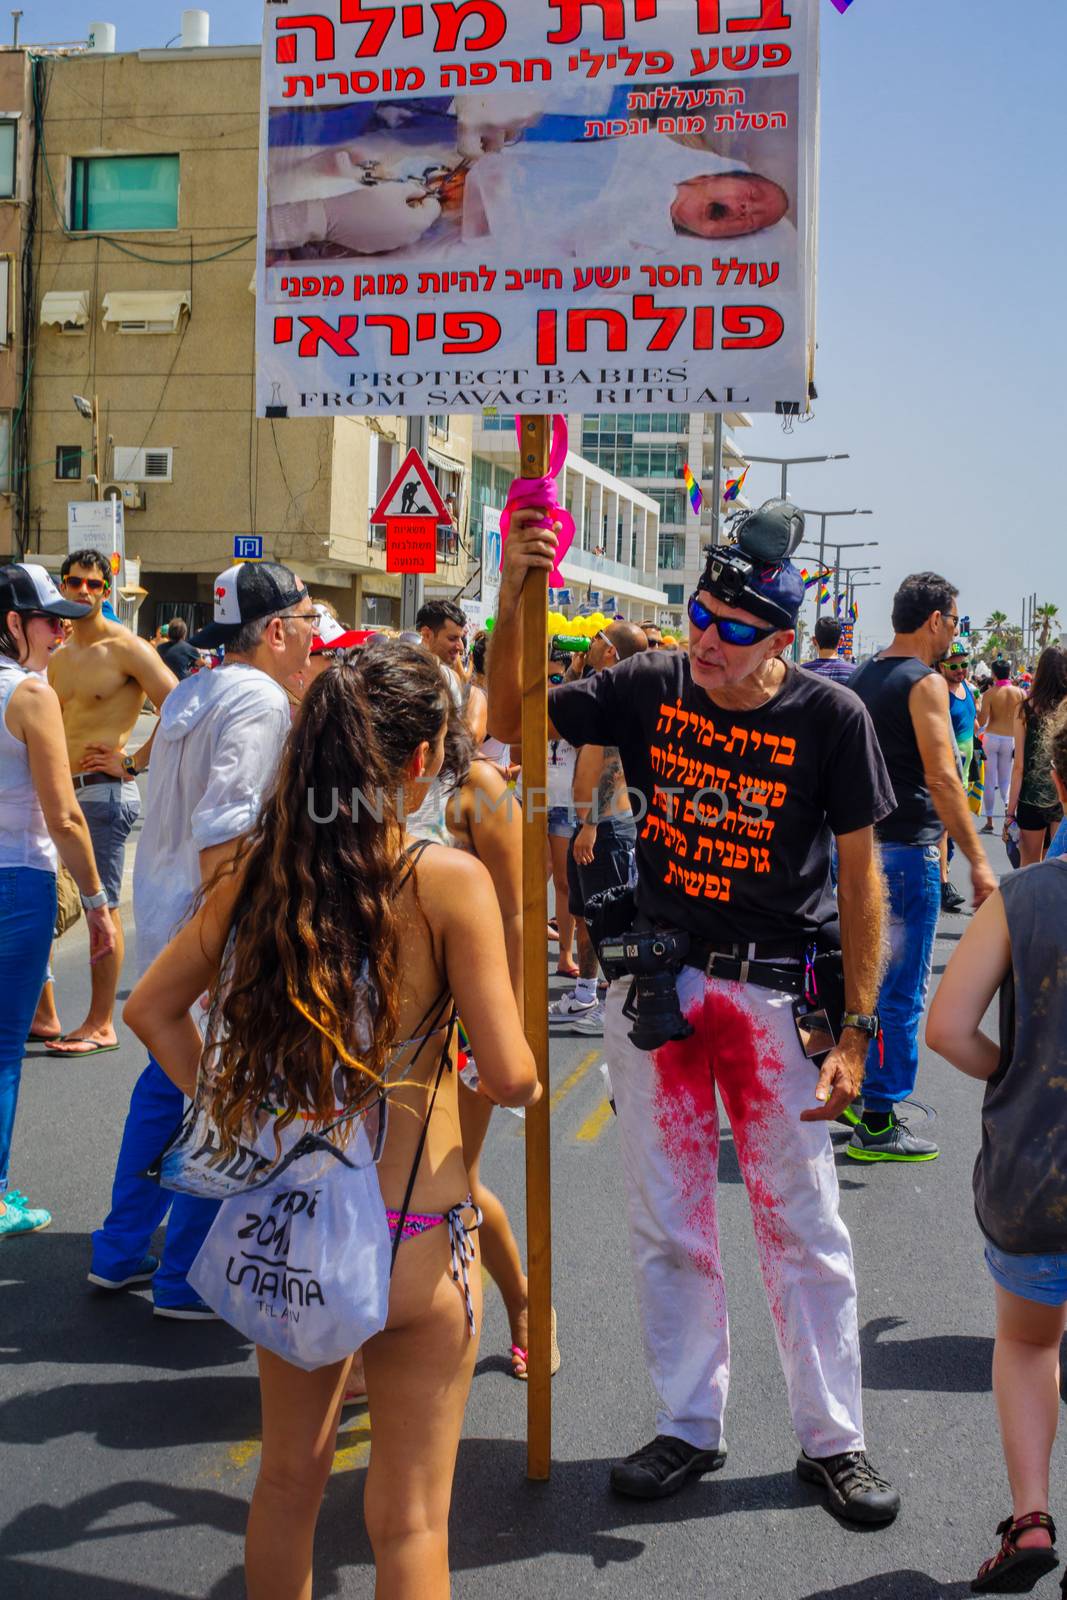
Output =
[
  {"x1": 43, "y1": 550, "x2": 179, "y2": 1057},
  {"x1": 489, "y1": 500, "x2": 902, "y2": 1526},
  {"x1": 849, "y1": 577, "x2": 996, "y2": 1164},
  {"x1": 88, "y1": 561, "x2": 314, "y2": 1318}
]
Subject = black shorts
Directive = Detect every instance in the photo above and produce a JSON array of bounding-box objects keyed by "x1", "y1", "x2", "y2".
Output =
[
  {"x1": 567, "y1": 821, "x2": 636, "y2": 918},
  {"x1": 1016, "y1": 799, "x2": 1064, "y2": 835}
]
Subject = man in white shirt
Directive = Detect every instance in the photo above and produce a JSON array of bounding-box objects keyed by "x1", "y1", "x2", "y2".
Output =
[{"x1": 87, "y1": 562, "x2": 316, "y2": 1318}]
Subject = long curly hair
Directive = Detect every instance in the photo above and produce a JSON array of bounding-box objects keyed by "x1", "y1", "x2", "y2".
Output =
[{"x1": 204, "y1": 644, "x2": 450, "y2": 1153}]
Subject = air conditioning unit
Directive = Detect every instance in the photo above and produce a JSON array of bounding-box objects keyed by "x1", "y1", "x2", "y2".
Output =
[{"x1": 102, "y1": 481, "x2": 145, "y2": 511}]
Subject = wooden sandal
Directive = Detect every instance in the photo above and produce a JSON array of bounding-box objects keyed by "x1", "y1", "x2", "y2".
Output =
[
  {"x1": 972, "y1": 1511, "x2": 1058, "y2": 1593},
  {"x1": 510, "y1": 1308, "x2": 561, "y2": 1381}
]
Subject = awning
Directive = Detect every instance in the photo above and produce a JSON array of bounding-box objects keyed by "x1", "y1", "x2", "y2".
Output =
[
  {"x1": 102, "y1": 290, "x2": 191, "y2": 332},
  {"x1": 40, "y1": 291, "x2": 90, "y2": 331}
]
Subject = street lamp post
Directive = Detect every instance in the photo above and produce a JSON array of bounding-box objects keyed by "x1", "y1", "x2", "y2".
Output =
[
  {"x1": 744, "y1": 452, "x2": 851, "y2": 501},
  {"x1": 72, "y1": 393, "x2": 101, "y2": 501},
  {"x1": 796, "y1": 512, "x2": 875, "y2": 617}
]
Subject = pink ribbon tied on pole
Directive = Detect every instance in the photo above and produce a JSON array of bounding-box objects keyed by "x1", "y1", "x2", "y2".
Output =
[{"x1": 499, "y1": 415, "x2": 576, "y2": 589}]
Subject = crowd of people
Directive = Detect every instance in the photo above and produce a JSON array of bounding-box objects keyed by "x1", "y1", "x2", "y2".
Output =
[{"x1": 1, "y1": 498, "x2": 1065, "y2": 1598}]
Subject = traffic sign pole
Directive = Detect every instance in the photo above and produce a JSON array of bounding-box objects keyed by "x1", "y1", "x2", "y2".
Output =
[{"x1": 400, "y1": 417, "x2": 429, "y2": 629}]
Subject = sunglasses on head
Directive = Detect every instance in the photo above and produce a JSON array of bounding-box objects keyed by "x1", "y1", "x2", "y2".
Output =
[
  {"x1": 62, "y1": 574, "x2": 107, "y2": 593},
  {"x1": 688, "y1": 594, "x2": 778, "y2": 647}
]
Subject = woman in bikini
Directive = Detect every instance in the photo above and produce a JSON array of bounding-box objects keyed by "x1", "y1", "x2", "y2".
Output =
[{"x1": 124, "y1": 643, "x2": 540, "y2": 1600}]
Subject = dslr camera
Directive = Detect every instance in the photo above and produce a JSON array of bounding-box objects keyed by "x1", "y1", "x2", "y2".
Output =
[{"x1": 587, "y1": 886, "x2": 693, "y2": 1053}]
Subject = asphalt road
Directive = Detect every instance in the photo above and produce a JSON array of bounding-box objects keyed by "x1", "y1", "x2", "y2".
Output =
[{"x1": 2, "y1": 823, "x2": 1054, "y2": 1600}]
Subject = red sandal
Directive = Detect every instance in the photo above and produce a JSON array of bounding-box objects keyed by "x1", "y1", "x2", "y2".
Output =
[{"x1": 972, "y1": 1511, "x2": 1058, "y2": 1593}]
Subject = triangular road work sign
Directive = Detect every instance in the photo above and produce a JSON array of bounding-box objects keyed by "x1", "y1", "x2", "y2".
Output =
[{"x1": 371, "y1": 447, "x2": 451, "y2": 525}]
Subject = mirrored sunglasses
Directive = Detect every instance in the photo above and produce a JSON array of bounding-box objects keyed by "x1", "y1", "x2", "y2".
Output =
[{"x1": 688, "y1": 594, "x2": 778, "y2": 647}]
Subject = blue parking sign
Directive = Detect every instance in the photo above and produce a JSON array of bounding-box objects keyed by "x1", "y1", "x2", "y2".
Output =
[{"x1": 234, "y1": 535, "x2": 263, "y2": 562}]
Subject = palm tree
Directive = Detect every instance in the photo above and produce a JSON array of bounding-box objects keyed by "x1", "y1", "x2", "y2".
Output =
[
  {"x1": 984, "y1": 610, "x2": 1009, "y2": 657},
  {"x1": 1001, "y1": 625, "x2": 1024, "y2": 658},
  {"x1": 1036, "y1": 602, "x2": 1061, "y2": 650}
]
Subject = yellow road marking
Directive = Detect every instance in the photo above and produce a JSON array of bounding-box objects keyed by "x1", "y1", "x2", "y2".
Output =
[
  {"x1": 514, "y1": 1046, "x2": 601, "y2": 1136},
  {"x1": 576, "y1": 1100, "x2": 614, "y2": 1143},
  {"x1": 227, "y1": 1416, "x2": 373, "y2": 1477},
  {"x1": 550, "y1": 1047, "x2": 601, "y2": 1111}
]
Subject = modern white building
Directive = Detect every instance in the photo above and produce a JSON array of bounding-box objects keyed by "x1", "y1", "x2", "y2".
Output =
[
  {"x1": 578, "y1": 411, "x2": 753, "y2": 629},
  {"x1": 471, "y1": 416, "x2": 668, "y2": 623}
]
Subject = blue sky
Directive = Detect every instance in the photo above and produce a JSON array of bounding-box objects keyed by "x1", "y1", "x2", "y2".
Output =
[{"x1": 30, "y1": 0, "x2": 1067, "y2": 647}]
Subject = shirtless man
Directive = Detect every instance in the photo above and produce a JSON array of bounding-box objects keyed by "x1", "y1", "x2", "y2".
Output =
[
  {"x1": 44, "y1": 549, "x2": 176, "y2": 1055},
  {"x1": 977, "y1": 657, "x2": 1026, "y2": 833}
]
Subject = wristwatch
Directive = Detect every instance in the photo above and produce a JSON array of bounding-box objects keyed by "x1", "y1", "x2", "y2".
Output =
[
  {"x1": 81, "y1": 889, "x2": 108, "y2": 911},
  {"x1": 841, "y1": 1012, "x2": 880, "y2": 1039},
  {"x1": 122, "y1": 755, "x2": 138, "y2": 779}
]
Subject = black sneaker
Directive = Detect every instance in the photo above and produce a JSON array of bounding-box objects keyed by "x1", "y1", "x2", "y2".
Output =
[
  {"x1": 797, "y1": 1450, "x2": 901, "y2": 1525},
  {"x1": 835, "y1": 1100, "x2": 862, "y2": 1129},
  {"x1": 846, "y1": 1116, "x2": 939, "y2": 1163},
  {"x1": 152, "y1": 1299, "x2": 219, "y2": 1322},
  {"x1": 941, "y1": 882, "x2": 967, "y2": 914},
  {"x1": 610, "y1": 1434, "x2": 726, "y2": 1500}
]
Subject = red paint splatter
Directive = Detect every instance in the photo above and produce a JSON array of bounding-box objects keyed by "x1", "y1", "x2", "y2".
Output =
[
  {"x1": 653, "y1": 1005, "x2": 722, "y2": 1285},
  {"x1": 653, "y1": 984, "x2": 792, "y2": 1340}
]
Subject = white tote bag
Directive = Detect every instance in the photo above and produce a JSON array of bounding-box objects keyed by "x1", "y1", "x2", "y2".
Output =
[{"x1": 189, "y1": 1117, "x2": 392, "y2": 1371}]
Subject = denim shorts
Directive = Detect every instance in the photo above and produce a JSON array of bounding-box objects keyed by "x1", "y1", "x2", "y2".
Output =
[
  {"x1": 567, "y1": 821, "x2": 637, "y2": 918},
  {"x1": 547, "y1": 805, "x2": 574, "y2": 839},
  {"x1": 80, "y1": 786, "x2": 141, "y2": 908},
  {"x1": 985, "y1": 1242, "x2": 1067, "y2": 1307}
]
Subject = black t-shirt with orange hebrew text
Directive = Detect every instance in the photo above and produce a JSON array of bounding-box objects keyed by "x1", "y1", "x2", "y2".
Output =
[{"x1": 549, "y1": 653, "x2": 895, "y2": 945}]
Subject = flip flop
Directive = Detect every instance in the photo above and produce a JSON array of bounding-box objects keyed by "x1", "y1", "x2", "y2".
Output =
[
  {"x1": 44, "y1": 1036, "x2": 120, "y2": 1057},
  {"x1": 27, "y1": 1031, "x2": 63, "y2": 1044}
]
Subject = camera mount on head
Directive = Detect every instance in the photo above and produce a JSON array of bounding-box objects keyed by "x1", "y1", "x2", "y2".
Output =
[{"x1": 698, "y1": 499, "x2": 806, "y2": 632}]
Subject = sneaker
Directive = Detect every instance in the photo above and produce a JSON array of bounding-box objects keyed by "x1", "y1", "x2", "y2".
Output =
[
  {"x1": 571, "y1": 1002, "x2": 605, "y2": 1035},
  {"x1": 941, "y1": 882, "x2": 967, "y2": 914},
  {"x1": 87, "y1": 1254, "x2": 160, "y2": 1290},
  {"x1": 549, "y1": 992, "x2": 602, "y2": 1031},
  {"x1": 0, "y1": 1191, "x2": 51, "y2": 1239},
  {"x1": 980, "y1": 819, "x2": 995, "y2": 835},
  {"x1": 796, "y1": 1449, "x2": 900, "y2": 1525},
  {"x1": 846, "y1": 1116, "x2": 939, "y2": 1163},
  {"x1": 153, "y1": 1298, "x2": 219, "y2": 1322},
  {"x1": 610, "y1": 1434, "x2": 727, "y2": 1500}
]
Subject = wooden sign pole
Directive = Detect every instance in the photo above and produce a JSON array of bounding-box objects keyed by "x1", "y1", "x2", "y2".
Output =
[{"x1": 519, "y1": 415, "x2": 552, "y2": 1481}]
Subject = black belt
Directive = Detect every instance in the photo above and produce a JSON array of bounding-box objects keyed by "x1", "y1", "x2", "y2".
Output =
[
  {"x1": 72, "y1": 772, "x2": 114, "y2": 790},
  {"x1": 684, "y1": 936, "x2": 810, "y2": 996}
]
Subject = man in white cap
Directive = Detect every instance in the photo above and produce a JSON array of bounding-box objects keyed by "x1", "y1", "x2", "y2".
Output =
[{"x1": 88, "y1": 561, "x2": 316, "y2": 1318}]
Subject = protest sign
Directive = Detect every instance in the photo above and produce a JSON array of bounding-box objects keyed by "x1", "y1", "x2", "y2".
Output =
[{"x1": 257, "y1": 0, "x2": 819, "y2": 420}]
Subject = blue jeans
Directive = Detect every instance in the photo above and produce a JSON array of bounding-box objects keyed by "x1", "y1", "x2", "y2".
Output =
[
  {"x1": 863, "y1": 842, "x2": 941, "y2": 1112},
  {"x1": 0, "y1": 867, "x2": 56, "y2": 1190},
  {"x1": 91, "y1": 1057, "x2": 219, "y2": 1308}
]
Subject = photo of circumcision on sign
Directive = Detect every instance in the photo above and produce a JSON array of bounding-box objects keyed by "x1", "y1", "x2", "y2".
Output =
[{"x1": 257, "y1": 1, "x2": 817, "y2": 419}]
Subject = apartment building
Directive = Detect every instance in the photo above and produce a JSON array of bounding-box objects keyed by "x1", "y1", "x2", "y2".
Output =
[
  {"x1": 0, "y1": 47, "x2": 34, "y2": 559},
  {"x1": 24, "y1": 21, "x2": 473, "y2": 633}
]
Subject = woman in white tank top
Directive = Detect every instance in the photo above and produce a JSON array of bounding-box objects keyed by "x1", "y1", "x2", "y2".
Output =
[{"x1": 0, "y1": 564, "x2": 115, "y2": 1240}]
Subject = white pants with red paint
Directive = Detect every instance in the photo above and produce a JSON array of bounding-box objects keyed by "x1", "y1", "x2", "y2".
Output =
[{"x1": 605, "y1": 969, "x2": 865, "y2": 1458}]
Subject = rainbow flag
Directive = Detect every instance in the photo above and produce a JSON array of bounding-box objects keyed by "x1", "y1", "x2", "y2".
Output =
[
  {"x1": 831, "y1": 0, "x2": 856, "y2": 12},
  {"x1": 800, "y1": 568, "x2": 821, "y2": 592},
  {"x1": 722, "y1": 465, "x2": 749, "y2": 504},
  {"x1": 682, "y1": 464, "x2": 702, "y2": 515},
  {"x1": 818, "y1": 580, "x2": 831, "y2": 605},
  {"x1": 850, "y1": 599, "x2": 859, "y2": 622}
]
